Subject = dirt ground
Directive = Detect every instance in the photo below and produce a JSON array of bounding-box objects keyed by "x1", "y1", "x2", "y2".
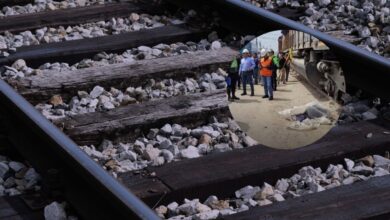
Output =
[{"x1": 229, "y1": 72, "x2": 341, "y2": 149}]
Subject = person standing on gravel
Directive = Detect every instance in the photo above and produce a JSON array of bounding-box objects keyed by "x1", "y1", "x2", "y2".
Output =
[
  {"x1": 239, "y1": 49, "x2": 255, "y2": 96},
  {"x1": 259, "y1": 50, "x2": 274, "y2": 100}
]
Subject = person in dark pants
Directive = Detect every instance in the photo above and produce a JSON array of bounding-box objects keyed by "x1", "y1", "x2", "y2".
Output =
[
  {"x1": 278, "y1": 52, "x2": 287, "y2": 84},
  {"x1": 269, "y1": 49, "x2": 279, "y2": 91},
  {"x1": 252, "y1": 53, "x2": 259, "y2": 84},
  {"x1": 239, "y1": 49, "x2": 255, "y2": 96},
  {"x1": 227, "y1": 55, "x2": 241, "y2": 101},
  {"x1": 284, "y1": 52, "x2": 291, "y2": 82},
  {"x1": 236, "y1": 54, "x2": 242, "y2": 89}
]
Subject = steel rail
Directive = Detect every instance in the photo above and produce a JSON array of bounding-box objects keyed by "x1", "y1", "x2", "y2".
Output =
[
  {"x1": 0, "y1": 79, "x2": 160, "y2": 219},
  {"x1": 167, "y1": 0, "x2": 390, "y2": 100}
]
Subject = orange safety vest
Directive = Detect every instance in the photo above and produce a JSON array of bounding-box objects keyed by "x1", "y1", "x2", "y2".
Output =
[{"x1": 259, "y1": 57, "x2": 273, "y2": 77}]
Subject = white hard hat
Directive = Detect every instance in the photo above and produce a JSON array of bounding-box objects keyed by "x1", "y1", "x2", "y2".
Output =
[
  {"x1": 242, "y1": 49, "x2": 249, "y2": 54},
  {"x1": 260, "y1": 49, "x2": 266, "y2": 57}
]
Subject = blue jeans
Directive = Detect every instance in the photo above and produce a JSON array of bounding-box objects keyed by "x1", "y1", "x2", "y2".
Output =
[
  {"x1": 262, "y1": 76, "x2": 273, "y2": 97},
  {"x1": 241, "y1": 70, "x2": 254, "y2": 94}
]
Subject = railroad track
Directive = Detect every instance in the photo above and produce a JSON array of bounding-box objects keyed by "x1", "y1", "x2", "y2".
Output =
[{"x1": 0, "y1": 0, "x2": 389, "y2": 219}]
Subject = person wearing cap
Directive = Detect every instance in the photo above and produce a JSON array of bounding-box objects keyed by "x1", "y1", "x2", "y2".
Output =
[
  {"x1": 259, "y1": 50, "x2": 274, "y2": 100},
  {"x1": 239, "y1": 49, "x2": 255, "y2": 96},
  {"x1": 268, "y1": 49, "x2": 279, "y2": 91}
]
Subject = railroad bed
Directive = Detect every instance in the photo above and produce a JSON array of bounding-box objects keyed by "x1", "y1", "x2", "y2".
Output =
[
  {"x1": 155, "y1": 151, "x2": 390, "y2": 219},
  {"x1": 0, "y1": 0, "x2": 389, "y2": 219},
  {"x1": 0, "y1": 128, "x2": 61, "y2": 219},
  {"x1": 241, "y1": 0, "x2": 390, "y2": 58}
]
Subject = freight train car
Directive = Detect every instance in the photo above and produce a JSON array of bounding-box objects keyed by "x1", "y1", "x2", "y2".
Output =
[{"x1": 279, "y1": 30, "x2": 346, "y2": 100}]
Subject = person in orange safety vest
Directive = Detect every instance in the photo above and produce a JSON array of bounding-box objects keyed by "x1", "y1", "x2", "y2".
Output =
[{"x1": 259, "y1": 50, "x2": 274, "y2": 100}]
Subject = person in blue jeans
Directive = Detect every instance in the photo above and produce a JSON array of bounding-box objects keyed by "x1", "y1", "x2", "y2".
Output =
[
  {"x1": 259, "y1": 50, "x2": 274, "y2": 100},
  {"x1": 239, "y1": 49, "x2": 255, "y2": 96}
]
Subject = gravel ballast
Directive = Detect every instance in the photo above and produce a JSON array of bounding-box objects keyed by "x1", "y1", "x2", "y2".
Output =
[
  {"x1": 0, "y1": 0, "x2": 112, "y2": 18},
  {"x1": 36, "y1": 69, "x2": 228, "y2": 120},
  {"x1": 0, "y1": 12, "x2": 184, "y2": 51},
  {"x1": 80, "y1": 117, "x2": 257, "y2": 177},
  {"x1": 0, "y1": 154, "x2": 40, "y2": 196},
  {"x1": 242, "y1": 0, "x2": 390, "y2": 57},
  {"x1": 157, "y1": 153, "x2": 390, "y2": 219},
  {"x1": 0, "y1": 37, "x2": 226, "y2": 80}
]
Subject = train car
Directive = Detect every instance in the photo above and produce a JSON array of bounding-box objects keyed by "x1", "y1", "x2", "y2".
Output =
[{"x1": 278, "y1": 30, "x2": 346, "y2": 100}]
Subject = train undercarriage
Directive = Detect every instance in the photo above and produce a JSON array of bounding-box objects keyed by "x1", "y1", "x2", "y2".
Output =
[
  {"x1": 291, "y1": 50, "x2": 346, "y2": 100},
  {"x1": 280, "y1": 30, "x2": 347, "y2": 101}
]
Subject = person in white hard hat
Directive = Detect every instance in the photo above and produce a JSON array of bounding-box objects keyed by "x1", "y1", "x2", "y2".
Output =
[
  {"x1": 259, "y1": 49, "x2": 267, "y2": 86},
  {"x1": 259, "y1": 50, "x2": 274, "y2": 100},
  {"x1": 239, "y1": 48, "x2": 255, "y2": 96},
  {"x1": 260, "y1": 48, "x2": 267, "y2": 57}
]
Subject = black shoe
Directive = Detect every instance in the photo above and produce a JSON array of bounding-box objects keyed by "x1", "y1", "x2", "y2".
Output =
[
  {"x1": 250, "y1": 93, "x2": 255, "y2": 96},
  {"x1": 269, "y1": 96, "x2": 274, "y2": 100},
  {"x1": 262, "y1": 95, "x2": 269, "y2": 99},
  {"x1": 233, "y1": 96, "x2": 240, "y2": 100},
  {"x1": 241, "y1": 93, "x2": 247, "y2": 96}
]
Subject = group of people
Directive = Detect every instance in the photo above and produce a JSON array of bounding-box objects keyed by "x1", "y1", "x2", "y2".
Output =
[{"x1": 226, "y1": 48, "x2": 291, "y2": 101}]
